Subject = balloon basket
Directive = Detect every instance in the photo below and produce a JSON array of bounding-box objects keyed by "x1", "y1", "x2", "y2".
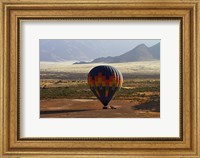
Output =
[{"x1": 102, "y1": 106, "x2": 108, "y2": 109}]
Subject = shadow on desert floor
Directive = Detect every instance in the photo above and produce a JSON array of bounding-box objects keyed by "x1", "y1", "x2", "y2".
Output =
[
  {"x1": 132, "y1": 102, "x2": 160, "y2": 112},
  {"x1": 40, "y1": 109, "x2": 94, "y2": 115},
  {"x1": 132, "y1": 95, "x2": 160, "y2": 112}
]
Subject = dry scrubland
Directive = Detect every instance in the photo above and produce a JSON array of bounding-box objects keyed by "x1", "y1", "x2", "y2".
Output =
[{"x1": 40, "y1": 61, "x2": 160, "y2": 118}]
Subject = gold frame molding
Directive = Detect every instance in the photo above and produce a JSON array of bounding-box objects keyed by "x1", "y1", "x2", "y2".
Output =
[{"x1": 0, "y1": 0, "x2": 199, "y2": 157}]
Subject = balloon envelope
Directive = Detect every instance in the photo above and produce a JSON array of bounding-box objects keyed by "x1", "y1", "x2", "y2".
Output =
[{"x1": 88, "y1": 65, "x2": 123, "y2": 107}]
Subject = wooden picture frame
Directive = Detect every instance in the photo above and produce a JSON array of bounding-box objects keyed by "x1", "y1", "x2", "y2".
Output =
[{"x1": 0, "y1": 0, "x2": 199, "y2": 157}]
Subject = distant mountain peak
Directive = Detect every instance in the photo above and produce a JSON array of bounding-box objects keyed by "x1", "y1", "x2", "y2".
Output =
[
  {"x1": 74, "y1": 42, "x2": 160, "y2": 64},
  {"x1": 136, "y1": 43, "x2": 147, "y2": 47}
]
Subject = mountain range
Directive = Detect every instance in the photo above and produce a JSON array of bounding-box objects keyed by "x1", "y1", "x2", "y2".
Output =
[
  {"x1": 40, "y1": 40, "x2": 145, "y2": 62},
  {"x1": 40, "y1": 40, "x2": 160, "y2": 62},
  {"x1": 74, "y1": 43, "x2": 160, "y2": 64}
]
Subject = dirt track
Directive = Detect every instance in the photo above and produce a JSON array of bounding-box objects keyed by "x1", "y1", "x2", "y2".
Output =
[{"x1": 40, "y1": 99, "x2": 160, "y2": 118}]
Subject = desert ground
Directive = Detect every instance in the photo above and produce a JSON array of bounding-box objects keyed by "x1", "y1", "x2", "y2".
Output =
[{"x1": 40, "y1": 61, "x2": 160, "y2": 118}]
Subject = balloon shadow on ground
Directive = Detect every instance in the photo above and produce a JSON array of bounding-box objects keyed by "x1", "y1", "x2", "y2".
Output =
[
  {"x1": 40, "y1": 109, "x2": 94, "y2": 115},
  {"x1": 131, "y1": 95, "x2": 160, "y2": 112}
]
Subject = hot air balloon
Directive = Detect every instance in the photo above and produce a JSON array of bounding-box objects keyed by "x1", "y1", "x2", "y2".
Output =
[{"x1": 88, "y1": 65, "x2": 123, "y2": 109}]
